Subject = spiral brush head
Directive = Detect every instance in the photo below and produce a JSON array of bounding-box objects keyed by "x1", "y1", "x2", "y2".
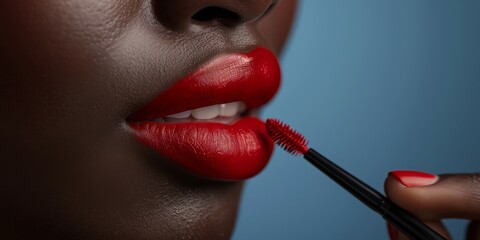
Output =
[{"x1": 266, "y1": 118, "x2": 309, "y2": 155}]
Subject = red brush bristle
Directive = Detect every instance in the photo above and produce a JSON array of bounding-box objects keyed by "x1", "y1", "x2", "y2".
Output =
[{"x1": 266, "y1": 118, "x2": 309, "y2": 155}]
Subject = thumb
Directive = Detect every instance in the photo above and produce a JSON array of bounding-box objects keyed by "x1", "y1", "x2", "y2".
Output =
[{"x1": 385, "y1": 171, "x2": 480, "y2": 220}]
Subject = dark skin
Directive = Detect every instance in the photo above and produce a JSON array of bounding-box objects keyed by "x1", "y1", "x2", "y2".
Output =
[
  {"x1": 2, "y1": 1, "x2": 477, "y2": 239},
  {"x1": 0, "y1": 0, "x2": 297, "y2": 239}
]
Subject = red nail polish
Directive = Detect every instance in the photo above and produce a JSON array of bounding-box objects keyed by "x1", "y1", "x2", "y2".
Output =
[
  {"x1": 387, "y1": 224, "x2": 399, "y2": 240},
  {"x1": 389, "y1": 170, "x2": 438, "y2": 187}
]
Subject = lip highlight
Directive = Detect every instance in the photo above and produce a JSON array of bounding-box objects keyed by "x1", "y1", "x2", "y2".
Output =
[{"x1": 128, "y1": 47, "x2": 281, "y2": 180}]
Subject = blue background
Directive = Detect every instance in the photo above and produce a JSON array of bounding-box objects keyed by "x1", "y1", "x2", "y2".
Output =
[{"x1": 233, "y1": 1, "x2": 480, "y2": 239}]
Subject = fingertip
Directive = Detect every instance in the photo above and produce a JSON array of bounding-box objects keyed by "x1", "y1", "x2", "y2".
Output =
[
  {"x1": 384, "y1": 170, "x2": 440, "y2": 219},
  {"x1": 387, "y1": 172, "x2": 480, "y2": 220},
  {"x1": 384, "y1": 172, "x2": 403, "y2": 196},
  {"x1": 384, "y1": 172, "x2": 415, "y2": 201},
  {"x1": 388, "y1": 170, "x2": 439, "y2": 187}
]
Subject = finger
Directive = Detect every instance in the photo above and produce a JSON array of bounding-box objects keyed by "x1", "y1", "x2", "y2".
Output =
[
  {"x1": 466, "y1": 221, "x2": 480, "y2": 240},
  {"x1": 385, "y1": 171, "x2": 480, "y2": 220}
]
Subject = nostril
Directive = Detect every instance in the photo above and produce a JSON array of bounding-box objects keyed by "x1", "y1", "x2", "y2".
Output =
[{"x1": 191, "y1": 6, "x2": 241, "y2": 26}]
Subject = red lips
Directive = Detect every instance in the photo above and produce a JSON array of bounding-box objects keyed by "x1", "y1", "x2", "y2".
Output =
[{"x1": 128, "y1": 47, "x2": 281, "y2": 180}]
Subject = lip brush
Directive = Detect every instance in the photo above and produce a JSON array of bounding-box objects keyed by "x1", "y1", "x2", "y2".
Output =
[{"x1": 266, "y1": 118, "x2": 446, "y2": 240}]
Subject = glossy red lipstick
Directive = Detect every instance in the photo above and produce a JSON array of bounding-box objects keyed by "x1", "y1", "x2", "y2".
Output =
[{"x1": 128, "y1": 48, "x2": 281, "y2": 180}]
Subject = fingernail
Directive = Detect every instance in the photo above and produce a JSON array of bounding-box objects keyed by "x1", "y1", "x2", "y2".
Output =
[
  {"x1": 387, "y1": 224, "x2": 399, "y2": 240},
  {"x1": 389, "y1": 170, "x2": 438, "y2": 187}
]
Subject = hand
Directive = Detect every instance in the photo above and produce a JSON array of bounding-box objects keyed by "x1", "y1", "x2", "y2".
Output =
[{"x1": 384, "y1": 170, "x2": 480, "y2": 240}]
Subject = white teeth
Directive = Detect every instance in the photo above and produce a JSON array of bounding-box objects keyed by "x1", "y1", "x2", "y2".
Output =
[
  {"x1": 161, "y1": 101, "x2": 247, "y2": 121},
  {"x1": 191, "y1": 105, "x2": 219, "y2": 120},
  {"x1": 166, "y1": 110, "x2": 192, "y2": 119},
  {"x1": 219, "y1": 102, "x2": 239, "y2": 117}
]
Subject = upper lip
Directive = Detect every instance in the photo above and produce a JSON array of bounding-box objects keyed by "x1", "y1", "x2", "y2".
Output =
[
  {"x1": 127, "y1": 47, "x2": 281, "y2": 180},
  {"x1": 128, "y1": 47, "x2": 281, "y2": 121}
]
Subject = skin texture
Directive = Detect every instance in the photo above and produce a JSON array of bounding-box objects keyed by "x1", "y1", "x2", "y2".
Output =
[
  {"x1": 6, "y1": 1, "x2": 475, "y2": 239},
  {"x1": 385, "y1": 173, "x2": 480, "y2": 239},
  {"x1": 0, "y1": 0, "x2": 297, "y2": 239}
]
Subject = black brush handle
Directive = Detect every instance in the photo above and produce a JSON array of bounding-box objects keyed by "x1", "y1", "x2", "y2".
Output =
[{"x1": 304, "y1": 148, "x2": 446, "y2": 240}]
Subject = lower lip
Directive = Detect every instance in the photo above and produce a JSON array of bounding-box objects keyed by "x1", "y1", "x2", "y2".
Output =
[{"x1": 129, "y1": 117, "x2": 274, "y2": 181}]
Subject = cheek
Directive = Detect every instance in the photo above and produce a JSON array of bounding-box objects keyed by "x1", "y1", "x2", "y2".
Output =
[
  {"x1": 0, "y1": 0, "x2": 146, "y2": 129},
  {"x1": 0, "y1": 1, "x2": 247, "y2": 238},
  {"x1": 0, "y1": 0, "x2": 145, "y2": 85}
]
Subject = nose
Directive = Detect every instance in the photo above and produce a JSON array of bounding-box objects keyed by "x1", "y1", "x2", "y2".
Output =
[{"x1": 153, "y1": 0, "x2": 276, "y2": 29}]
